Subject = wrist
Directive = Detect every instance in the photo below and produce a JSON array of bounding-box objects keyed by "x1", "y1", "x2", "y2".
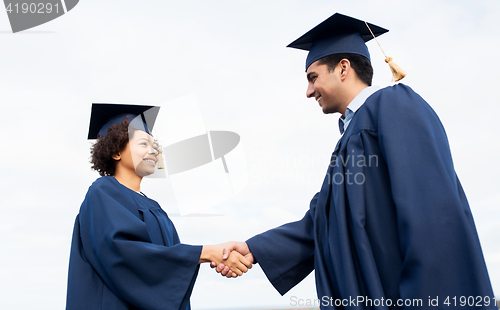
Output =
[{"x1": 199, "y1": 245, "x2": 216, "y2": 264}]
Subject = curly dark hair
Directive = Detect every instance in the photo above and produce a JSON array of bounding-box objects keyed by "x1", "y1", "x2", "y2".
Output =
[
  {"x1": 317, "y1": 53, "x2": 373, "y2": 86},
  {"x1": 90, "y1": 117, "x2": 136, "y2": 176}
]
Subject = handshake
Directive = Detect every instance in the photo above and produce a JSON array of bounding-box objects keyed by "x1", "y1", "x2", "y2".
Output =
[{"x1": 200, "y1": 241, "x2": 253, "y2": 278}]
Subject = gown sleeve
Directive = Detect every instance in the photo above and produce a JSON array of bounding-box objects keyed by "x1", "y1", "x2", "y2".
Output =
[
  {"x1": 246, "y1": 193, "x2": 318, "y2": 295},
  {"x1": 78, "y1": 181, "x2": 202, "y2": 310},
  {"x1": 376, "y1": 85, "x2": 495, "y2": 302}
]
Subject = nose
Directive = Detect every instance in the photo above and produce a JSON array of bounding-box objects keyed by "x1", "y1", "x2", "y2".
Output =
[
  {"x1": 149, "y1": 145, "x2": 159, "y2": 155},
  {"x1": 306, "y1": 82, "x2": 315, "y2": 98}
]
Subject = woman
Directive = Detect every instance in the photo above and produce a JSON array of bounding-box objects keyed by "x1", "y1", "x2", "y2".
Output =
[{"x1": 66, "y1": 104, "x2": 251, "y2": 310}]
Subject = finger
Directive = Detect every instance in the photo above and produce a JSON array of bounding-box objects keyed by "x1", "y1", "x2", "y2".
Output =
[
  {"x1": 240, "y1": 255, "x2": 253, "y2": 269},
  {"x1": 237, "y1": 262, "x2": 248, "y2": 273},
  {"x1": 222, "y1": 247, "x2": 229, "y2": 260},
  {"x1": 210, "y1": 262, "x2": 216, "y2": 269},
  {"x1": 226, "y1": 270, "x2": 234, "y2": 278},
  {"x1": 232, "y1": 268, "x2": 243, "y2": 277},
  {"x1": 216, "y1": 263, "x2": 225, "y2": 273},
  {"x1": 221, "y1": 265, "x2": 230, "y2": 276}
]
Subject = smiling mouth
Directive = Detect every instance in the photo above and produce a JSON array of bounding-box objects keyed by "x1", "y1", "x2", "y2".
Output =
[
  {"x1": 316, "y1": 96, "x2": 322, "y2": 105},
  {"x1": 143, "y1": 158, "x2": 157, "y2": 165}
]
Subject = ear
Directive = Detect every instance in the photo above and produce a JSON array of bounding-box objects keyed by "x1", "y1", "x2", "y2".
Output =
[
  {"x1": 338, "y1": 59, "x2": 351, "y2": 80},
  {"x1": 112, "y1": 153, "x2": 121, "y2": 161}
]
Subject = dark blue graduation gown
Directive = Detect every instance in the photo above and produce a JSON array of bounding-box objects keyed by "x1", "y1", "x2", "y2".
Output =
[
  {"x1": 246, "y1": 84, "x2": 495, "y2": 309},
  {"x1": 66, "y1": 176, "x2": 202, "y2": 310}
]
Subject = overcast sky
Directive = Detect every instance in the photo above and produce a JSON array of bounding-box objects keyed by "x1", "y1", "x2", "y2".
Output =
[{"x1": 1, "y1": 0, "x2": 499, "y2": 309}]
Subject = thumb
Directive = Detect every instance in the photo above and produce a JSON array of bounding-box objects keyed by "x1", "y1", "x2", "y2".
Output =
[
  {"x1": 244, "y1": 252, "x2": 255, "y2": 265},
  {"x1": 222, "y1": 247, "x2": 230, "y2": 260}
]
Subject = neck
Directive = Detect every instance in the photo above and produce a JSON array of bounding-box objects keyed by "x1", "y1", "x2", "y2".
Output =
[
  {"x1": 340, "y1": 82, "x2": 368, "y2": 117},
  {"x1": 113, "y1": 168, "x2": 143, "y2": 192}
]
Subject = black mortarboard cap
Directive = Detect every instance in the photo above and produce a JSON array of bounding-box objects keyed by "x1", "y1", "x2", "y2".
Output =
[
  {"x1": 88, "y1": 103, "x2": 160, "y2": 139},
  {"x1": 287, "y1": 13, "x2": 388, "y2": 70}
]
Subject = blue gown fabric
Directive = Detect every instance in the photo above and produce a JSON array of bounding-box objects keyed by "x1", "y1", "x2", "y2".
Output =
[
  {"x1": 66, "y1": 176, "x2": 202, "y2": 310},
  {"x1": 246, "y1": 84, "x2": 495, "y2": 309}
]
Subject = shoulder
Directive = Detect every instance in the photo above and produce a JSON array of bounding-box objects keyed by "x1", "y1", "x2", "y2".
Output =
[
  {"x1": 362, "y1": 83, "x2": 439, "y2": 121},
  {"x1": 80, "y1": 177, "x2": 144, "y2": 220},
  {"x1": 350, "y1": 84, "x2": 427, "y2": 130},
  {"x1": 82, "y1": 176, "x2": 128, "y2": 209},
  {"x1": 371, "y1": 84, "x2": 430, "y2": 110},
  {"x1": 377, "y1": 83, "x2": 415, "y2": 94},
  {"x1": 87, "y1": 176, "x2": 120, "y2": 195},
  {"x1": 86, "y1": 176, "x2": 160, "y2": 207},
  {"x1": 91, "y1": 175, "x2": 115, "y2": 187},
  {"x1": 369, "y1": 83, "x2": 422, "y2": 103},
  {"x1": 374, "y1": 85, "x2": 447, "y2": 140}
]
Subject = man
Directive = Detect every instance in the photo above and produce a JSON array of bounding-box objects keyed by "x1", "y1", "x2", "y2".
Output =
[{"x1": 217, "y1": 13, "x2": 496, "y2": 309}]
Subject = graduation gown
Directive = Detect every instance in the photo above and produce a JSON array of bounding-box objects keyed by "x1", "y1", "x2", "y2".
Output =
[
  {"x1": 246, "y1": 84, "x2": 495, "y2": 309},
  {"x1": 66, "y1": 176, "x2": 202, "y2": 310}
]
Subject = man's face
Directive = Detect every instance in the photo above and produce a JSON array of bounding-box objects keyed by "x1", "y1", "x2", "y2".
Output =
[{"x1": 306, "y1": 61, "x2": 343, "y2": 114}]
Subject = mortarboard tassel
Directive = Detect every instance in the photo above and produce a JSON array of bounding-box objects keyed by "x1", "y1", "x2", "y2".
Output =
[
  {"x1": 364, "y1": 21, "x2": 406, "y2": 82},
  {"x1": 153, "y1": 129, "x2": 165, "y2": 169},
  {"x1": 157, "y1": 145, "x2": 165, "y2": 169},
  {"x1": 385, "y1": 57, "x2": 406, "y2": 82}
]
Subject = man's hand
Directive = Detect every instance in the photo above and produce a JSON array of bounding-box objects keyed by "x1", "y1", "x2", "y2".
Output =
[
  {"x1": 210, "y1": 241, "x2": 254, "y2": 278},
  {"x1": 201, "y1": 242, "x2": 253, "y2": 278}
]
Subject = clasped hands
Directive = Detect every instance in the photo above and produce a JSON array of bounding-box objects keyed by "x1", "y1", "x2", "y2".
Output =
[{"x1": 200, "y1": 242, "x2": 253, "y2": 278}]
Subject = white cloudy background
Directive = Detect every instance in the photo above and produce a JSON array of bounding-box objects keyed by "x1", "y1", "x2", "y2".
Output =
[{"x1": 1, "y1": 0, "x2": 499, "y2": 309}]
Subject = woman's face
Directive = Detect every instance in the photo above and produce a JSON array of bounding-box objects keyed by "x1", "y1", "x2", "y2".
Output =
[{"x1": 117, "y1": 130, "x2": 159, "y2": 177}]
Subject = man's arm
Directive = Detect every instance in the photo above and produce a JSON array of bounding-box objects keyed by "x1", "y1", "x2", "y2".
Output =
[{"x1": 214, "y1": 194, "x2": 319, "y2": 294}]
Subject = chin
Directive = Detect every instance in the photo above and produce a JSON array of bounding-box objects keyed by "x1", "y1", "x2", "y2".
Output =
[
  {"x1": 322, "y1": 106, "x2": 335, "y2": 114},
  {"x1": 139, "y1": 171, "x2": 155, "y2": 177},
  {"x1": 135, "y1": 165, "x2": 156, "y2": 177}
]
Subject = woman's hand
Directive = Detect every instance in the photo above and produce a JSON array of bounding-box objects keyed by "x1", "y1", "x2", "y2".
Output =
[
  {"x1": 199, "y1": 242, "x2": 253, "y2": 278},
  {"x1": 209, "y1": 241, "x2": 254, "y2": 278}
]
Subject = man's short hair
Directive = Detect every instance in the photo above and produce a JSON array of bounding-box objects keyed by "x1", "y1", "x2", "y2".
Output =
[{"x1": 317, "y1": 53, "x2": 373, "y2": 86}]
